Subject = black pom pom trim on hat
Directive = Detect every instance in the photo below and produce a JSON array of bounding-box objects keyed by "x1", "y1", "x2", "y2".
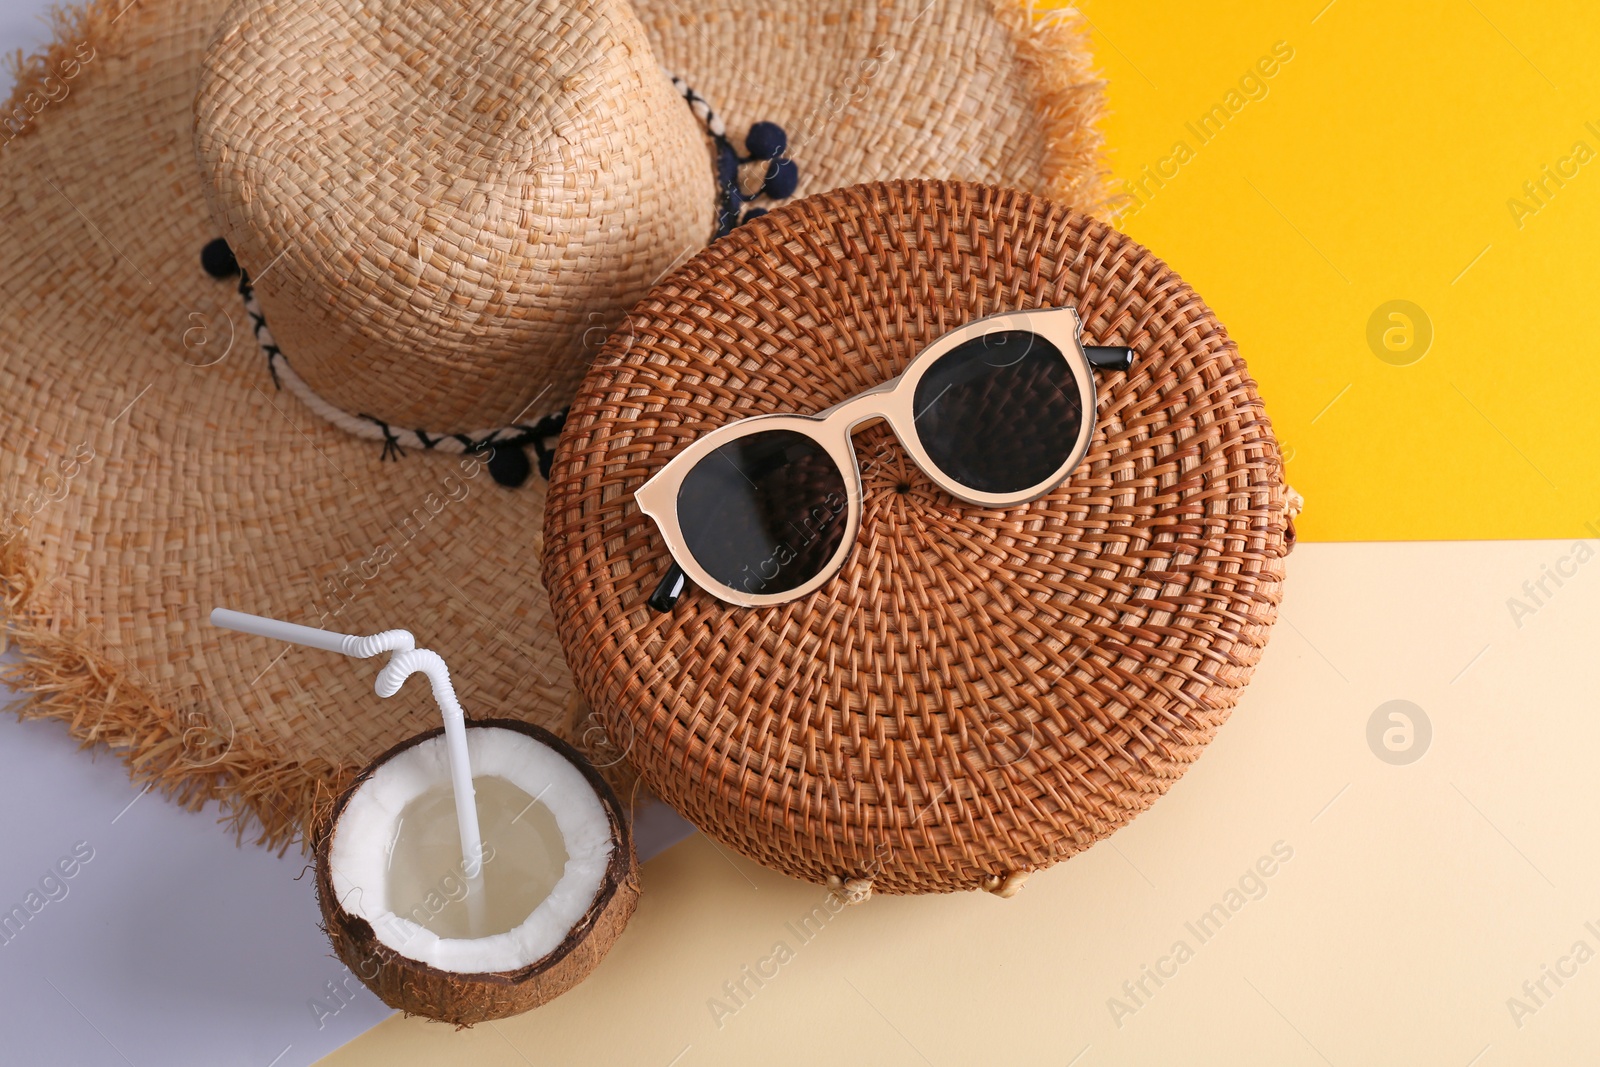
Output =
[
  {"x1": 664, "y1": 76, "x2": 801, "y2": 239},
  {"x1": 714, "y1": 122, "x2": 800, "y2": 234},
  {"x1": 744, "y1": 121, "x2": 788, "y2": 161},
  {"x1": 761, "y1": 157, "x2": 800, "y2": 201},
  {"x1": 478, "y1": 409, "x2": 567, "y2": 488},
  {"x1": 485, "y1": 441, "x2": 533, "y2": 488},
  {"x1": 201, "y1": 237, "x2": 240, "y2": 279}
]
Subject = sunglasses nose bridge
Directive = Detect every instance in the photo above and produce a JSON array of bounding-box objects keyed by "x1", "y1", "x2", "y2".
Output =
[
  {"x1": 827, "y1": 384, "x2": 925, "y2": 497},
  {"x1": 824, "y1": 376, "x2": 902, "y2": 432}
]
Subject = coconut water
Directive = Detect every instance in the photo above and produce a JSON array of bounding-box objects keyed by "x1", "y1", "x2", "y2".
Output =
[{"x1": 386, "y1": 775, "x2": 568, "y2": 939}]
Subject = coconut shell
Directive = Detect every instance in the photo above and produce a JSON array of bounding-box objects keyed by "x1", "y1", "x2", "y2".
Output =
[{"x1": 314, "y1": 719, "x2": 639, "y2": 1025}]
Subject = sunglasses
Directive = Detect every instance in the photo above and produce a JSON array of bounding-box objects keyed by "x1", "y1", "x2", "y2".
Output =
[{"x1": 635, "y1": 306, "x2": 1133, "y2": 610}]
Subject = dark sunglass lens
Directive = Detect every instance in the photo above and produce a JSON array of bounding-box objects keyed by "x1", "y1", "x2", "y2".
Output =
[
  {"x1": 675, "y1": 429, "x2": 849, "y2": 597},
  {"x1": 911, "y1": 329, "x2": 1084, "y2": 495}
]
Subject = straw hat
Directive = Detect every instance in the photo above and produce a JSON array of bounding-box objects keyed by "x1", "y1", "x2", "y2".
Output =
[{"x1": 0, "y1": 0, "x2": 1107, "y2": 850}]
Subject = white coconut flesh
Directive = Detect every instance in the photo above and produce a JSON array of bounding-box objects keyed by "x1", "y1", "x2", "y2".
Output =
[{"x1": 328, "y1": 726, "x2": 614, "y2": 975}]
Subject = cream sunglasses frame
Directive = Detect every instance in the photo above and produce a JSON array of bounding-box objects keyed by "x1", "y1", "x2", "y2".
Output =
[{"x1": 635, "y1": 306, "x2": 1116, "y2": 609}]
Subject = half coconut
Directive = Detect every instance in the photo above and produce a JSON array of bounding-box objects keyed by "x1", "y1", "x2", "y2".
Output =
[{"x1": 315, "y1": 719, "x2": 637, "y2": 1025}]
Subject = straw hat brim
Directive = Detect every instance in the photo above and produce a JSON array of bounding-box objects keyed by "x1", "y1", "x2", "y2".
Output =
[{"x1": 0, "y1": 0, "x2": 1106, "y2": 850}]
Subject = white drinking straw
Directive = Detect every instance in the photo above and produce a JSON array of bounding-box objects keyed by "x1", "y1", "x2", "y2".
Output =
[{"x1": 210, "y1": 607, "x2": 487, "y2": 934}]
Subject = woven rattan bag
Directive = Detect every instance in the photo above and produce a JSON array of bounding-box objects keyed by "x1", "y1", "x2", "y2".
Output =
[{"x1": 544, "y1": 180, "x2": 1297, "y2": 896}]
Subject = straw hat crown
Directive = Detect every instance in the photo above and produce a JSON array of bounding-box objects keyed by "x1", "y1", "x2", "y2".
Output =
[{"x1": 194, "y1": 0, "x2": 715, "y2": 433}]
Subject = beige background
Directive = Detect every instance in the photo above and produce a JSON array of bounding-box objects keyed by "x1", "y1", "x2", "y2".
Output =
[{"x1": 320, "y1": 538, "x2": 1600, "y2": 1065}]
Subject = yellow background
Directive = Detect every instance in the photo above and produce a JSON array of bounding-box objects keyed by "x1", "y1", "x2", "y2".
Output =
[{"x1": 1085, "y1": 0, "x2": 1599, "y2": 541}]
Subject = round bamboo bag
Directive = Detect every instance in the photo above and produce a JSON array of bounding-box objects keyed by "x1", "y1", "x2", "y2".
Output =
[{"x1": 543, "y1": 180, "x2": 1296, "y2": 896}]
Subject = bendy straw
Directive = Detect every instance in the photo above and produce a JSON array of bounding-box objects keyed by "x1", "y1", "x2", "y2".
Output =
[{"x1": 209, "y1": 607, "x2": 487, "y2": 932}]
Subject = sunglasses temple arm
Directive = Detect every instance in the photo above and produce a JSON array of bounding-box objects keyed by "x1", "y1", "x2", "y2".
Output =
[
  {"x1": 648, "y1": 562, "x2": 688, "y2": 613},
  {"x1": 1084, "y1": 345, "x2": 1135, "y2": 372}
]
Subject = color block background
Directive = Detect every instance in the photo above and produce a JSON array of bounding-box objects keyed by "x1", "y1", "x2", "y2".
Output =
[
  {"x1": 1086, "y1": 0, "x2": 1599, "y2": 541},
  {"x1": 2, "y1": 1, "x2": 1594, "y2": 1065}
]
